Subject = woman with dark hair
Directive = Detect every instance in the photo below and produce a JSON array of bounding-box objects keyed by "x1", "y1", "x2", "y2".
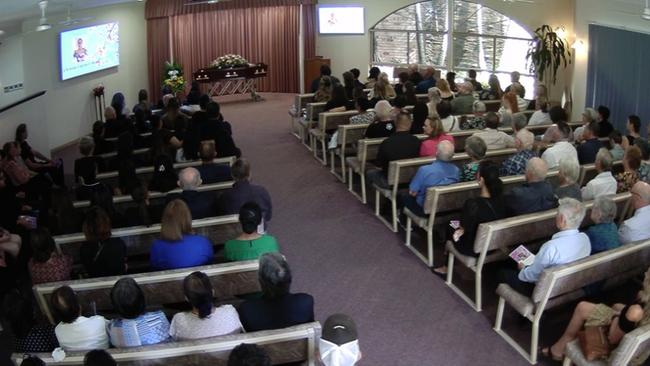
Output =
[
  {"x1": 446, "y1": 71, "x2": 458, "y2": 93},
  {"x1": 125, "y1": 183, "x2": 159, "y2": 227},
  {"x1": 2, "y1": 141, "x2": 52, "y2": 205},
  {"x1": 108, "y1": 277, "x2": 169, "y2": 347},
  {"x1": 47, "y1": 188, "x2": 82, "y2": 235},
  {"x1": 111, "y1": 92, "x2": 129, "y2": 118},
  {"x1": 28, "y1": 228, "x2": 73, "y2": 284},
  {"x1": 75, "y1": 136, "x2": 104, "y2": 200},
  {"x1": 169, "y1": 271, "x2": 242, "y2": 340},
  {"x1": 403, "y1": 81, "x2": 418, "y2": 106},
  {"x1": 410, "y1": 102, "x2": 428, "y2": 134},
  {"x1": 342, "y1": 71, "x2": 361, "y2": 101},
  {"x1": 132, "y1": 89, "x2": 152, "y2": 117},
  {"x1": 162, "y1": 97, "x2": 188, "y2": 143},
  {"x1": 148, "y1": 154, "x2": 177, "y2": 193},
  {"x1": 2, "y1": 288, "x2": 58, "y2": 352},
  {"x1": 225, "y1": 202, "x2": 279, "y2": 262},
  {"x1": 623, "y1": 115, "x2": 642, "y2": 148},
  {"x1": 542, "y1": 106, "x2": 574, "y2": 143},
  {"x1": 480, "y1": 74, "x2": 503, "y2": 101},
  {"x1": 84, "y1": 350, "x2": 116, "y2": 366},
  {"x1": 89, "y1": 180, "x2": 126, "y2": 228},
  {"x1": 151, "y1": 115, "x2": 182, "y2": 160},
  {"x1": 15, "y1": 124, "x2": 65, "y2": 187},
  {"x1": 616, "y1": 146, "x2": 642, "y2": 193},
  {"x1": 325, "y1": 85, "x2": 352, "y2": 112},
  {"x1": 437, "y1": 100, "x2": 460, "y2": 132},
  {"x1": 116, "y1": 159, "x2": 138, "y2": 197},
  {"x1": 433, "y1": 160, "x2": 508, "y2": 275},
  {"x1": 365, "y1": 66, "x2": 381, "y2": 89},
  {"x1": 186, "y1": 81, "x2": 202, "y2": 105},
  {"x1": 239, "y1": 253, "x2": 314, "y2": 331},
  {"x1": 314, "y1": 76, "x2": 333, "y2": 102},
  {"x1": 394, "y1": 71, "x2": 409, "y2": 96},
  {"x1": 80, "y1": 207, "x2": 127, "y2": 278},
  {"x1": 92, "y1": 121, "x2": 113, "y2": 157}
]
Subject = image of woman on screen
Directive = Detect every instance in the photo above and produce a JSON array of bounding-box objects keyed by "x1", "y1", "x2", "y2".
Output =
[{"x1": 73, "y1": 38, "x2": 87, "y2": 62}]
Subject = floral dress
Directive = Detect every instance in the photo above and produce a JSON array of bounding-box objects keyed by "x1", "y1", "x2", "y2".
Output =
[
  {"x1": 616, "y1": 170, "x2": 639, "y2": 193},
  {"x1": 461, "y1": 161, "x2": 480, "y2": 182}
]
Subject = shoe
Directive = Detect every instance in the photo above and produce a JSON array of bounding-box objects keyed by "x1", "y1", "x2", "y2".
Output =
[
  {"x1": 539, "y1": 346, "x2": 563, "y2": 362},
  {"x1": 431, "y1": 267, "x2": 447, "y2": 279}
]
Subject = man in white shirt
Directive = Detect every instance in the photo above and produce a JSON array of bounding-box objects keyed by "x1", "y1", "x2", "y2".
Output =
[
  {"x1": 471, "y1": 112, "x2": 515, "y2": 150},
  {"x1": 52, "y1": 286, "x2": 109, "y2": 351},
  {"x1": 541, "y1": 126, "x2": 578, "y2": 169},
  {"x1": 581, "y1": 148, "x2": 617, "y2": 201},
  {"x1": 499, "y1": 197, "x2": 591, "y2": 296},
  {"x1": 619, "y1": 181, "x2": 650, "y2": 244}
]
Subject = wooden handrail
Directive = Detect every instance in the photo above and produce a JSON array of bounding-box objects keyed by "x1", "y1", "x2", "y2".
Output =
[{"x1": 0, "y1": 90, "x2": 47, "y2": 114}]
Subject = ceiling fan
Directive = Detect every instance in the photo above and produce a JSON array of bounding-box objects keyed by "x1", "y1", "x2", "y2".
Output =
[
  {"x1": 36, "y1": 1, "x2": 52, "y2": 32},
  {"x1": 59, "y1": 6, "x2": 95, "y2": 27},
  {"x1": 612, "y1": 0, "x2": 650, "y2": 20}
]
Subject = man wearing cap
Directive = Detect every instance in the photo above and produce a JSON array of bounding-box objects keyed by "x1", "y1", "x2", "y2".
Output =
[{"x1": 319, "y1": 314, "x2": 362, "y2": 366}]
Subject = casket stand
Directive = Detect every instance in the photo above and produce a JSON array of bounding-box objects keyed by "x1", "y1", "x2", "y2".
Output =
[{"x1": 194, "y1": 63, "x2": 268, "y2": 101}]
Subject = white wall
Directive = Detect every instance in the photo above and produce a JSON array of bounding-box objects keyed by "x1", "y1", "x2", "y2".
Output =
[
  {"x1": 0, "y1": 34, "x2": 26, "y2": 107},
  {"x1": 315, "y1": 0, "x2": 574, "y2": 78},
  {"x1": 572, "y1": 0, "x2": 650, "y2": 122},
  {"x1": 3, "y1": 1, "x2": 148, "y2": 154}
]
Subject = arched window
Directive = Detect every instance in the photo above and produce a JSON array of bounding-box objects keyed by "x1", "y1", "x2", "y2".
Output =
[{"x1": 371, "y1": 0, "x2": 534, "y2": 98}]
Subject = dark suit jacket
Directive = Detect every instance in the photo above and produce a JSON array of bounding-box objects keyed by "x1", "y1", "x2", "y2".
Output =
[
  {"x1": 197, "y1": 163, "x2": 232, "y2": 184},
  {"x1": 167, "y1": 190, "x2": 218, "y2": 219},
  {"x1": 218, "y1": 180, "x2": 272, "y2": 221},
  {"x1": 239, "y1": 293, "x2": 314, "y2": 332},
  {"x1": 506, "y1": 180, "x2": 558, "y2": 215},
  {"x1": 201, "y1": 118, "x2": 241, "y2": 158}
]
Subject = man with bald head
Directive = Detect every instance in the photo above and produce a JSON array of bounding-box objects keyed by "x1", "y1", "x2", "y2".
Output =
[
  {"x1": 416, "y1": 66, "x2": 436, "y2": 94},
  {"x1": 619, "y1": 181, "x2": 650, "y2": 244},
  {"x1": 506, "y1": 157, "x2": 557, "y2": 215},
  {"x1": 167, "y1": 167, "x2": 218, "y2": 219},
  {"x1": 500, "y1": 129, "x2": 536, "y2": 176},
  {"x1": 401, "y1": 140, "x2": 459, "y2": 217}
]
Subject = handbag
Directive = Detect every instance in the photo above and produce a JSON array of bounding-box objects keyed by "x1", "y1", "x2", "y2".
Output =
[{"x1": 578, "y1": 325, "x2": 611, "y2": 361}]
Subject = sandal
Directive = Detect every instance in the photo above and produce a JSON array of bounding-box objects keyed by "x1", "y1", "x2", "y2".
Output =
[{"x1": 539, "y1": 346, "x2": 563, "y2": 362}]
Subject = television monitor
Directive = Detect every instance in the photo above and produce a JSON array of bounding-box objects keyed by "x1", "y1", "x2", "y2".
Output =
[
  {"x1": 60, "y1": 22, "x2": 120, "y2": 81},
  {"x1": 318, "y1": 6, "x2": 365, "y2": 35}
]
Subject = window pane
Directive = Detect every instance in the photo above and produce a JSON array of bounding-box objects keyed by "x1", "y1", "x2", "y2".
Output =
[
  {"x1": 373, "y1": 32, "x2": 409, "y2": 64},
  {"x1": 422, "y1": 33, "x2": 448, "y2": 68},
  {"x1": 452, "y1": 35, "x2": 498, "y2": 71},
  {"x1": 374, "y1": 0, "x2": 448, "y2": 32},
  {"x1": 495, "y1": 38, "x2": 531, "y2": 74},
  {"x1": 453, "y1": 1, "x2": 529, "y2": 38}
]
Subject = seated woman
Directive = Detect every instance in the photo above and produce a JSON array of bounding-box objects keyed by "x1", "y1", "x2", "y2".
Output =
[
  {"x1": 554, "y1": 158, "x2": 582, "y2": 201},
  {"x1": 403, "y1": 81, "x2": 418, "y2": 106},
  {"x1": 2, "y1": 141, "x2": 52, "y2": 205},
  {"x1": 0, "y1": 226, "x2": 21, "y2": 270},
  {"x1": 433, "y1": 161, "x2": 507, "y2": 275},
  {"x1": 91, "y1": 121, "x2": 114, "y2": 158},
  {"x1": 125, "y1": 183, "x2": 161, "y2": 227},
  {"x1": 150, "y1": 199, "x2": 213, "y2": 270},
  {"x1": 480, "y1": 74, "x2": 503, "y2": 101},
  {"x1": 50, "y1": 285, "x2": 109, "y2": 351},
  {"x1": 2, "y1": 288, "x2": 58, "y2": 352},
  {"x1": 15, "y1": 124, "x2": 65, "y2": 187},
  {"x1": 169, "y1": 271, "x2": 243, "y2": 340},
  {"x1": 541, "y1": 267, "x2": 650, "y2": 362},
  {"x1": 364, "y1": 100, "x2": 395, "y2": 139},
  {"x1": 436, "y1": 79, "x2": 454, "y2": 101},
  {"x1": 80, "y1": 207, "x2": 127, "y2": 278},
  {"x1": 325, "y1": 85, "x2": 351, "y2": 112},
  {"x1": 89, "y1": 182, "x2": 126, "y2": 228},
  {"x1": 314, "y1": 75, "x2": 333, "y2": 102},
  {"x1": 390, "y1": 95, "x2": 408, "y2": 120},
  {"x1": 527, "y1": 97, "x2": 551, "y2": 126},
  {"x1": 48, "y1": 189, "x2": 82, "y2": 235},
  {"x1": 28, "y1": 228, "x2": 72, "y2": 285},
  {"x1": 437, "y1": 101, "x2": 460, "y2": 132},
  {"x1": 542, "y1": 106, "x2": 574, "y2": 143},
  {"x1": 368, "y1": 72, "x2": 396, "y2": 104},
  {"x1": 410, "y1": 102, "x2": 428, "y2": 135},
  {"x1": 328, "y1": 98, "x2": 376, "y2": 150},
  {"x1": 585, "y1": 196, "x2": 621, "y2": 254},
  {"x1": 426, "y1": 87, "x2": 442, "y2": 117},
  {"x1": 239, "y1": 253, "x2": 314, "y2": 332},
  {"x1": 108, "y1": 277, "x2": 170, "y2": 347},
  {"x1": 364, "y1": 66, "x2": 380, "y2": 89},
  {"x1": 419, "y1": 117, "x2": 454, "y2": 157},
  {"x1": 148, "y1": 154, "x2": 178, "y2": 193},
  {"x1": 616, "y1": 146, "x2": 642, "y2": 193},
  {"x1": 497, "y1": 91, "x2": 519, "y2": 116},
  {"x1": 460, "y1": 136, "x2": 487, "y2": 182},
  {"x1": 461, "y1": 101, "x2": 487, "y2": 130},
  {"x1": 74, "y1": 136, "x2": 104, "y2": 201},
  {"x1": 225, "y1": 202, "x2": 279, "y2": 262},
  {"x1": 151, "y1": 115, "x2": 182, "y2": 161}
]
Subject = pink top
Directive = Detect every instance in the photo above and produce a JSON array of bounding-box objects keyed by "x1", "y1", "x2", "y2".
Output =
[{"x1": 420, "y1": 134, "x2": 455, "y2": 157}]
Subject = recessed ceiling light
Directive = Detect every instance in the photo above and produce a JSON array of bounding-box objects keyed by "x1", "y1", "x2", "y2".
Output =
[{"x1": 0, "y1": 30, "x2": 5, "y2": 36}]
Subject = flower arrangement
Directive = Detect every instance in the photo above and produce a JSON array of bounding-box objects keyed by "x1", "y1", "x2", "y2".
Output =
[
  {"x1": 211, "y1": 54, "x2": 249, "y2": 69},
  {"x1": 163, "y1": 61, "x2": 186, "y2": 94},
  {"x1": 92, "y1": 84, "x2": 104, "y2": 97}
]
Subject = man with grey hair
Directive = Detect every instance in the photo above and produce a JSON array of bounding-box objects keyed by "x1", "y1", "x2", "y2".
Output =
[
  {"x1": 581, "y1": 148, "x2": 616, "y2": 201},
  {"x1": 450, "y1": 82, "x2": 476, "y2": 115},
  {"x1": 401, "y1": 140, "x2": 459, "y2": 216},
  {"x1": 505, "y1": 71, "x2": 526, "y2": 98},
  {"x1": 168, "y1": 167, "x2": 218, "y2": 219},
  {"x1": 239, "y1": 253, "x2": 314, "y2": 331},
  {"x1": 472, "y1": 112, "x2": 515, "y2": 150},
  {"x1": 500, "y1": 129, "x2": 536, "y2": 176},
  {"x1": 461, "y1": 101, "x2": 486, "y2": 130},
  {"x1": 499, "y1": 197, "x2": 590, "y2": 296},
  {"x1": 511, "y1": 112, "x2": 528, "y2": 133},
  {"x1": 541, "y1": 122, "x2": 578, "y2": 170},
  {"x1": 619, "y1": 181, "x2": 650, "y2": 244},
  {"x1": 506, "y1": 157, "x2": 557, "y2": 215}
]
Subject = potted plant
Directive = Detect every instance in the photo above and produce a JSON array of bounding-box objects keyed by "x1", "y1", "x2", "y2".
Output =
[{"x1": 526, "y1": 25, "x2": 571, "y2": 85}]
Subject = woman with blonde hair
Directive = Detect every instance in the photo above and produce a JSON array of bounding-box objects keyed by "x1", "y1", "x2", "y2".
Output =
[
  {"x1": 150, "y1": 199, "x2": 213, "y2": 270},
  {"x1": 481, "y1": 74, "x2": 503, "y2": 100},
  {"x1": 426, "y1": 87, "x2": 442, "y2": 117},
  {"x1": 436, "y1": 79, "x2": 454, "y2": 101},
  {"x1": 419, "y1": 117, "x2": 455, "y2": 157},
  {"x1": 369, "y1": 72, "x2": 396, "y2": 102}
]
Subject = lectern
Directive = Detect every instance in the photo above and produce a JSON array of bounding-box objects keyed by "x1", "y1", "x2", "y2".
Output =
[{"x1": 304, "y1": 57, "x2": 330, "y2": 93}]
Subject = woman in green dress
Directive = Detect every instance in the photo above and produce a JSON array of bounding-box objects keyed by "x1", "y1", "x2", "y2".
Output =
[{"x1": 224, "y1": 202, "x2": 279, "y2": 262}]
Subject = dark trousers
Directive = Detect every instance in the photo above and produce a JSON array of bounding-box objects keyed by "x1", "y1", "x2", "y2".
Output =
[
  {"x1": 498, "y1": 268, "x2": 535, "y2": 297},
  {"x1": 398, "y1": 192, "x2": 426, "y2": 217},
  {"x1": 365, "y1": 168, "x2": 389, "y2": 190}
]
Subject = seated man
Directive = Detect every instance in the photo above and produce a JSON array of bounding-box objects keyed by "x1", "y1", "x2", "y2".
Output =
[
  {"x1": 541, "y1": 122, "x2": 578, "y2": 169},
  {"x1": 51, "y1": 285, "x2": 109, "y2": 351},
  {"x1": 510, "y1": 112, "x2": 528, "y2": 133},
  {"x1": 365, "y1": 112, "x2": 421, "y2": 189},
  {"x1": 218, "y1": 158, "x2": 272, "y2": 224},
  {"x1": 619, "y1": 181, "x2": 650, "y2": 244},
  {"x1": 168, "y1": 167, "x2": 218, "y2": 219},
  {"x1": 581, "y1": 148, "x2": 617, "y2": 201},
  {"x1": 506, "y1": 157, "x2": 557, "y2": 215},
  {"x1": 319, "y1": 314, "x2": 362, "y2": 366},
  {"x1": 500, "y1": 129, "x2": 536, "y2": 176},
  {"x1": 401, "y1": 140, "x2": 459, "y2": 217},
  {"x1": 504, "y1": 71, "x2": 526, "y2": 98},
  {"x1": 450, "y1": 82, "x2": 476, "y2": 115},
  {"x1": 577, "y1": 121, "x2": 604, "y2": 165},
  {"x1": 416, "y1": 66, "x2": 436, "y2": 94},
  {"x1": 471, "y1": 112, "x2": 515, "y2": 150},
  {"x1": 596, "y1": 105, "x2": 614, "y2": 138},
  {"x1": 499, "y1": 197, "x2": 590, "y2": 296},
  {"x1": 196, "y1": 141, "x2": 231, "y2": 184},
  {"x1": 467, "y1": 69, "x2": 483, "y2": 92},
  {"x1": 239, "y1": 253, "x2": 314, "y2": 332}
]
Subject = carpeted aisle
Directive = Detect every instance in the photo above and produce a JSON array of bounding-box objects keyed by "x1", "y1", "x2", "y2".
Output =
[{"x1": 220, "y1": 93, "x2": 536, "y2": 366}]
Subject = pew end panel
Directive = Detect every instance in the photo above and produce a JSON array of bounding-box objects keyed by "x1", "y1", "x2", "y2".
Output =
[{"x1": 330, "y1": 124, "x2": 369, "y2": 183}]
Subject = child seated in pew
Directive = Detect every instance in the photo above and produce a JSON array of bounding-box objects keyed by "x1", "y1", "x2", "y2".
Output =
[
  {"x1": 28, "y1": 228, "x2": 73, "y2": 285},
  {"x1": 169, "y1": 271, "x2": 242, "y2": 340},
  {"x1": 225, "y1": 202, "x2": 279, "y2": 262},
  {"x1": 74, "y1": 136, "x2": 104, "y2": 201}
]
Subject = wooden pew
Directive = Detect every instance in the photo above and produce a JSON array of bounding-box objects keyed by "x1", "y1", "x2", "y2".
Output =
[
  {"x1": 494, "y1": 239, "x2": 650, "y2": 364},
  {"x1": 563, "y1": 323, "x2": 650, "y2": 366},
  {"x1": 34, "y1": 260, "x2": 258, "y2": 323},
  {"x1": 289, "y1": 93, "x2": 315, "y2": 139},
  {"x1": 403, "y1": 171, "x2": 561, "y2": 267},
  {"x1": 54, "y1": 214, "x2": 241, "y2": 266},
  {"x1": 309, "y1": 110, "x2": 359, "y2": 165},
  {"x1": 444, "y1": 192, "x2": 631, "y2": 312},
  {"x1": 15, "y1": 322, "x2": 322, "y2": 366},
  {"x1": 329, "y1": 124, "x2": 369, "y2": 183},
  {"x1": 297, "y1": 102, "x2": 327, "y2": 149},
  {"x1": 95, "y1": 156, "x2": 236, "y2": 188},
  {"x1": 374, "y1": 148, "x2": 518, "y2": 232}
]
